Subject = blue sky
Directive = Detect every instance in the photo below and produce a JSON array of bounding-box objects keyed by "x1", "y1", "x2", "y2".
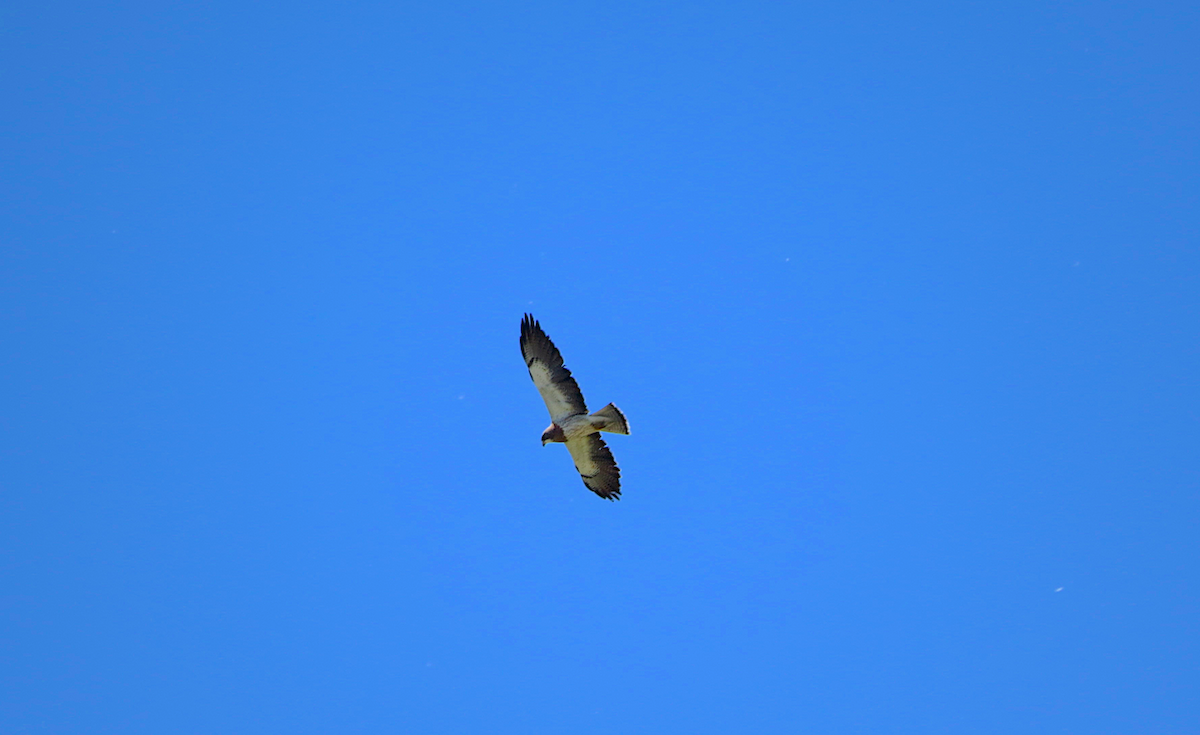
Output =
[{"x1": 3, "y1": 1, "x2": 1198, "y2": 732}]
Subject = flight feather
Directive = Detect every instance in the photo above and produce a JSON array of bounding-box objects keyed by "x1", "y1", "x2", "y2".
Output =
[{"x1": 520, "y1": 314, "x2": 588, "y2": 422}]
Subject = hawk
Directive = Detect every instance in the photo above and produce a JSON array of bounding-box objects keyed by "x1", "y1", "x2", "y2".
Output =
[{"x1": 520, "y1": 314, "x2": 630, "y2": 500}]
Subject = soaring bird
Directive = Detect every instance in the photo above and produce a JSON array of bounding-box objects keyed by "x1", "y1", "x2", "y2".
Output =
[{"x1": 520, "y1": 314, "x2": 629, "y2": 500}]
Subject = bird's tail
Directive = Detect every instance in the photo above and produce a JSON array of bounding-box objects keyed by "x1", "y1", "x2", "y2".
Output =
[{"x1": 590, "y1": 403, "x2": 630, "y2": 435}]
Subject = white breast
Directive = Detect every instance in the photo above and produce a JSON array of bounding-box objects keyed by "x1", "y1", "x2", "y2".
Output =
[{"x1": 559, "y1": 414, "x2": 598, "y2": 440}]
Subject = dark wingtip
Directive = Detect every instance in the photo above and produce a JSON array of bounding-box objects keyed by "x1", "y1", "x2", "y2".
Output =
[
  {"x1": 520, "y1": 313, "x2": 537, "y2": 352},
  {"x1": 520, "y1": 313, "x2": 541, "y2": 341}
]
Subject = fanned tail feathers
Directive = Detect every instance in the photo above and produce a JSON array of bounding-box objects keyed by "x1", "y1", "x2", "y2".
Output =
[{"x1": 590, "y1": 403, "x2": 630, "y2": 435}]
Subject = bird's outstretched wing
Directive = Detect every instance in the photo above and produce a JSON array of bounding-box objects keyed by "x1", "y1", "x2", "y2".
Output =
[
  {"x1": 564, "y1": 433, "x2": 621, "y2": 500},
  {"x1": 521, "y1": 314, "x2": 588, "y2": 422}
]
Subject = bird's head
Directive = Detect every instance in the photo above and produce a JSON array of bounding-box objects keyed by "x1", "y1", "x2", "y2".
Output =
[{"x1": 541, "y1": 424, "x2": 566, "y2": 445}]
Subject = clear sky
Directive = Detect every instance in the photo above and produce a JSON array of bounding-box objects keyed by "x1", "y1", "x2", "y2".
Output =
[{"x1": 3, "y1": 1, "x2": 1198, "y2": 732}]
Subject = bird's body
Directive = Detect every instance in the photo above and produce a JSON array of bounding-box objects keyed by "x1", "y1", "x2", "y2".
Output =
[
  {"x1": 553, "y1": 414, "x2": 598, "y2": 441},
  {"x1": 549, "y1": 410, "x2": 625, "y2": 442},
  {"x1": 520, "y1": 314, "x2": 629, "y2": 500}
]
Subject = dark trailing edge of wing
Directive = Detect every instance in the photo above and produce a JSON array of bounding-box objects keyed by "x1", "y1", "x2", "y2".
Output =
[
  {"x1": 578, "y1": 434, "x2": 621, "y2": 501},
  {"x1": 520, "y1": 313, "x2": 587, "y2": 415}
]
